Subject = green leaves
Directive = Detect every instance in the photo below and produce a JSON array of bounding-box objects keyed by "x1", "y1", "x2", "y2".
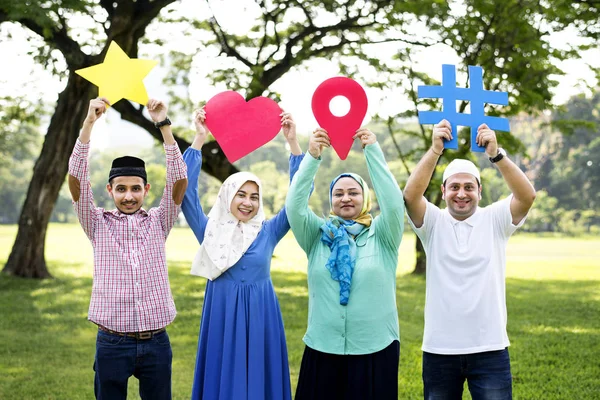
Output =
[{"x1": 0, "y1": 95, "x2": 44, "y2": 165}]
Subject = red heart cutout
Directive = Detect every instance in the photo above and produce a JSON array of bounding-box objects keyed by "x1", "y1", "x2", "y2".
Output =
[
  {"x1": 205, "y1": 91, "x2": 282, "y2": 163},
  {"x1": 311, "y1": 77, "x2": 368, "y2": 160}
]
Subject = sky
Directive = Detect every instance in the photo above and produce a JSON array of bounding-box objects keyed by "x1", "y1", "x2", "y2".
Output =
[{"x1": 1, "y1": 0, "x2": 597, "y2": 153}]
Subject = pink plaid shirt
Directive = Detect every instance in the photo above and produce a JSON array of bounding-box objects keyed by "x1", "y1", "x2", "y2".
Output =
[{"x1": 68, "y1": 139, "x2": 187, "y2": 332}]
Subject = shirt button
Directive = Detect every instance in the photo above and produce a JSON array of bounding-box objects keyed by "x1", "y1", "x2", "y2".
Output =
[
  {"x1": 241, "y1": 266, "x2": 247, "y2": 270},
  {"x1": 135, "y1": 282, "x2": 139, "y2": 286},
  {"x1": 341, "y1": 315, "x2": 345, "y2": 319},
  {"x1": 342, "y1": 333, "x2": 345, "y2": 338},
  {"x1": 241, "y1": 279, "x2": 246, "y2": 283}
]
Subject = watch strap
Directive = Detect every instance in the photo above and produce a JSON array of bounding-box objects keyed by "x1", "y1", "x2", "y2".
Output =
[
  {"x1": 489, "y1": 149, "x2": 505, "y2": 163},
  {"x1": 154, "y1": 117, "x2": 171, "y2": 128}
]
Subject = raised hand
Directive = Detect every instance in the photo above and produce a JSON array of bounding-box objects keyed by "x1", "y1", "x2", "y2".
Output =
[
  {"x1": 280, "y1": 110, "x2": 302, "y2": 155},
  {"x1": 353, "y1": 128, "x2": 376, "y2": 148},
  {"x1": 308, "y1": 128, "x2": 331, "y2": 159},
  {"x1": 194, "y1": 108, "x2": 209, "y2": 137},
  {"x1": 432, "y1": 119, "x2": 452, "y2": 155},
  {"x1": 147, "y1": 99, "x2": 168, "y2": 123},
  {"x1": 191, "y1": 108, "x2": 209, "y2": 150},
  {"x1": 476, "y1": 123, "x2": 498, "y2": 158},
  {"x1": 280, "y1": 111, "x2": 297, "y2": 142},
  {"x1": 84, "y1": 97, "x2": 110, "y2": 125}
]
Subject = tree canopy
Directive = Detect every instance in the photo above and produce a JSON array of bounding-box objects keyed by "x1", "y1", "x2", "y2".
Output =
[{"x1": 1, "y1": 0, "x2": 598, "y2": 277}]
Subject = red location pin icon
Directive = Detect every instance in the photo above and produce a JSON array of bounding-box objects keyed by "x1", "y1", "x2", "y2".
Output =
[{"x1": 311, "y1": 77, "x2": 368, "y2": 160}]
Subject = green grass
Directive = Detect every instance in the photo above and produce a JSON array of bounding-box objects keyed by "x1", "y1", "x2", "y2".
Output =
[{"x1": 0, "y1": 224, "x2": 599, "y2": 399}]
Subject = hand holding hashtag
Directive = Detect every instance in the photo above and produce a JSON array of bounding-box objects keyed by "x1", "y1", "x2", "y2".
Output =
[
  {"x1": 476, "y1": 124, "x2": 498, "y2": 158},
  {"x1": 432, "y1": 119, "x2": 452, "y2": 155}
]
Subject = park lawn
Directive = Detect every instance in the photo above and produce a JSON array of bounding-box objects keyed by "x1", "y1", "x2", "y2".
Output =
[{"x1": 0, "y1": 224, "x2": 598, "y2": 399}]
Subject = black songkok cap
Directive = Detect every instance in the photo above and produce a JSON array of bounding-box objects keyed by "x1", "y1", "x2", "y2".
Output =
[{"x1": 108, "y1": 156, "x2": 147, "y2": 182}]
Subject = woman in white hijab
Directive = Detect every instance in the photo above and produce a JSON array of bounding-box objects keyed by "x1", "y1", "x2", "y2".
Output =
[{"x1": 181, "y1": 108, "x2": 303, "y2": 400}]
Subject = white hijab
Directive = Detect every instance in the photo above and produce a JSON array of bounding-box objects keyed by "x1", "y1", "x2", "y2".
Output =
[{"x1": 191, "y1": 172, "x2": 265, "y2": 280}]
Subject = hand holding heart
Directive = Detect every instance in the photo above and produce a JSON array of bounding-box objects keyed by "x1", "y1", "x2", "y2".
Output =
[
  {"x1": 280, "y1": 111, "x2": 296, "y2": 142},
  {"x1": 204, "y1": 91, "x2": 282, "y2": 163},
  {"x1": 281, "y1": 111, "x2": 303, "y2": 156},
  {"x1": 191, "y1": 108, "x2": 209, "y2": 150}
]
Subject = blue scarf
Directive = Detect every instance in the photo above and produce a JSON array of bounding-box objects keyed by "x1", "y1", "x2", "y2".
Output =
[{"x1": 320, "y1": 217, "x2": 366, "y2": 305}]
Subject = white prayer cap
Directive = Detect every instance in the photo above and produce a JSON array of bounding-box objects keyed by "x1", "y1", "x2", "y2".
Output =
[{"x1": 442, "y1": 159, "x2": 481, "y2": 184}]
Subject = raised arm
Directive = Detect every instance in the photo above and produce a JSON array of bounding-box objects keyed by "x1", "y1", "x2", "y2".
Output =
[
  {"x1": 355, "y1": 128, "x2": 405, "y2": 248},
  {"x1": 147, "y1": 99, "x2": 188, "y2": 235},
  {"x1": 403, "y1": 119, "x2": 452, "y2": 228},
  {"x1": 68, "y1": 98, "x2": 109, "y2": 240},
  {"x1": 285, "y1": 129, "x2": 330, "y2": 253},
  {"x1": 476, "y1": 124, "x2": 536, "y2": 225},
  {"x1": 181, "y1": 108, "x2": 210, "y2": 243},
  {"x1": 265, "y1": 111, "x2": 307, "y2": 240},
  {"x1": 279, "y1": 110, "x2": 305, "y2": 182},
  {"x1": 281, "y1": 110, "x2": 302, "y2": 156}
]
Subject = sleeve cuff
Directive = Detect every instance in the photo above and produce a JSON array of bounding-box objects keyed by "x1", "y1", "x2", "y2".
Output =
[
  {"x1": 184, "y1": 147, "x2": 202, "y2": 156},
  {"x1": 364, "y1": 141, "x2": 381, "y2": 154},
  {"x1": 308, "y1": 153, "x2": 322, "y2": 162}
]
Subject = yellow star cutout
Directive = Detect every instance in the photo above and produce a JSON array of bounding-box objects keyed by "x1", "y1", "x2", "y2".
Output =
[{"x1": 75, "y1": 41, "x2": 158, "y2": 105}]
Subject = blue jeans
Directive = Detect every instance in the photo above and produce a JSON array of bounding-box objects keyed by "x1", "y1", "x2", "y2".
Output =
[
  {"x1": 423, "y1": 348, "x2": 512, "y2": 400},
  {"x1": 94, "y1": 329, "x2": 172, "y2": 400}
]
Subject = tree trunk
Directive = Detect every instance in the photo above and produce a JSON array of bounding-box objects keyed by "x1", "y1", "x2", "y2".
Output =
[
  {"x1": 412, "y1": 237, "x2": 426, "y2": 275},
  {"x1": 2, "y1": 75, "x2": 95, "y2": 278}
]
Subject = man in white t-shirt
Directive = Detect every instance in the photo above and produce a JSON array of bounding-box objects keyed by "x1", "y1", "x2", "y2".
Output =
[{"x1": 404, "y1": 119, "x2": 536, "y2": 400}]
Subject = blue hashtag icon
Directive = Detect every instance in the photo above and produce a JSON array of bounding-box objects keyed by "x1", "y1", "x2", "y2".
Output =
[{"x1": 417, "y1": 64, "x2": 510, "y2": 152}]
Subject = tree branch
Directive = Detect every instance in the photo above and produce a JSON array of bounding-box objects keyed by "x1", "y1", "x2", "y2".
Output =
[
  {"x1": 385, "y1": 117, "x2": 412, "y2": 175},
  {"x1": 99, "y1": 0, "x2": 115, "y2": 19},
  {"x1": 8, "y1": 13, "x2": 87, "y2": 68},
  {"x1": 113, "y1": 101, "x2": 238, "y2": 181},
  {"x1": 208, "y1": 17, "x2": 254, "y2": 69},
  {"x1": 134, "y1": 0, "x2": 178, "y2": 29}
]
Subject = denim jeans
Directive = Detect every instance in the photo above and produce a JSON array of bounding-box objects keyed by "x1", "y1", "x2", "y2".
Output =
[
  {"x1": 423, "y1": 348, "x2": 512, "y2": 400},
  {"x1": 93, "y1": 329, "x2": 172, "y2": 400}
]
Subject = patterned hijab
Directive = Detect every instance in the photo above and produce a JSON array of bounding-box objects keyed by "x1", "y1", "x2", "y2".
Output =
[
  {"x1": 320, "y1": 173, "x2": 373, "y2": 305},
  {"x1": 328, "y1": 173, "x2": 372, "y2": 226},
  {"x1": 191, "y1": 172, "x2": 265, "y2": 280}
]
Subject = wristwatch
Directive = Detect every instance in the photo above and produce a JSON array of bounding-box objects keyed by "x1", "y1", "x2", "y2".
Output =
[
  {"x1": 489, "y1": 147, "x2": 507, "y2": 163},
  {"x1": 154, "y1": 117, "x2": 172, "y2": 129}
]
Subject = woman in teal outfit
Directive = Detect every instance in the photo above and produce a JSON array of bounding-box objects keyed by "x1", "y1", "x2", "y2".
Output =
[{"x1": 286, "y1": 127, "x2": 405, "y2": 400}]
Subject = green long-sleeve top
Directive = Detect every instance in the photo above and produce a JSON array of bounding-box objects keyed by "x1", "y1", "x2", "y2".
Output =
[{"x1": 286, "y1": 142, "x2": 405, "y2": 355}]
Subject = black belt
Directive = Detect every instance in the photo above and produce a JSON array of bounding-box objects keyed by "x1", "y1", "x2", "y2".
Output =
[{"x1": 97, "y1": 325, "x2": 166, "y2": 340}]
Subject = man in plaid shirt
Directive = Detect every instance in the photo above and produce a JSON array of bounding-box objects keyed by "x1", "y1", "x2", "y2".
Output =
[{"x1": 68, "y1": 97, "x2": 188, "y2": 399}]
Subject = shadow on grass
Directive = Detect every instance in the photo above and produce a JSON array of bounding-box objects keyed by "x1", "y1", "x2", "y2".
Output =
[
  {"x1": 506, "y1": 278, "x2": 600, "y2": 398},
  {"x1": 0, "y1": 261, "x2": 96, "y2": 399},
  {"x1": 393, "y1": 276, "x2": 600, "y2": 400},
  {"x1": 1, "y1": 262, "x2": 597, "y2": 399}
]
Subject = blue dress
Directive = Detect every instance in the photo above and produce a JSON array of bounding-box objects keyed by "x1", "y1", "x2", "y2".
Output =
[{"x1": 182, "y1": 148, "x2": 303, "y2": 400}]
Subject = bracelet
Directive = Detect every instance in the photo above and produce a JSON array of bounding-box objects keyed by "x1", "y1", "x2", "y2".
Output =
[{"x1": 431, "y1": 147, "x2": 443, "y2": 156}]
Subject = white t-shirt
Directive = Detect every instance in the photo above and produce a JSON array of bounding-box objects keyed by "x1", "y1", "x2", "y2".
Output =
[{"x1": 409, "y1": 195, "x2": 525, "y2": 355}]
